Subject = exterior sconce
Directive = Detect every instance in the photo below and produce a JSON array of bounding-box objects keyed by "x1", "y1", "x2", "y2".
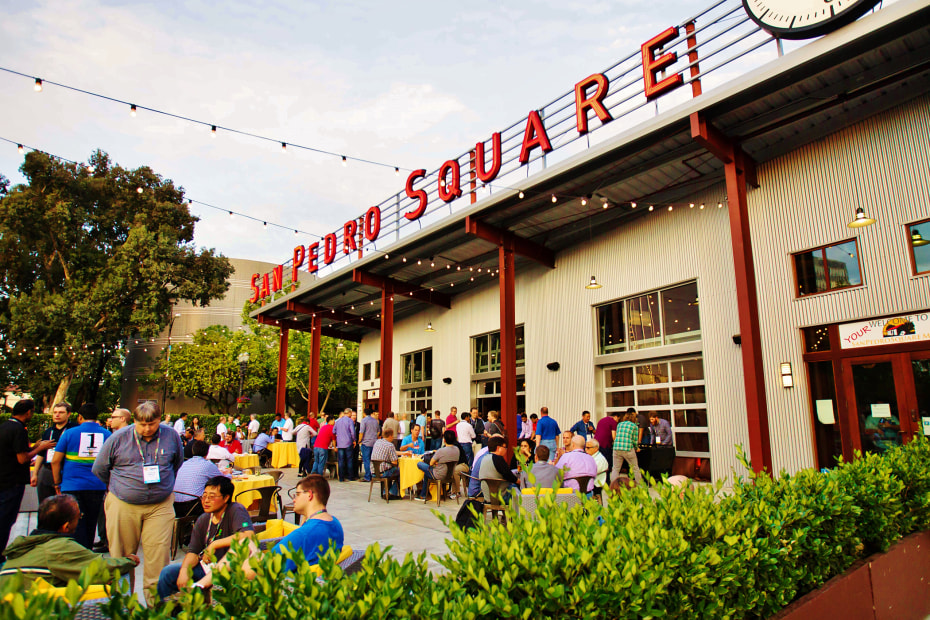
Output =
[{"x1": 780, "y1": 362, "x2": 794, "y2": 388}]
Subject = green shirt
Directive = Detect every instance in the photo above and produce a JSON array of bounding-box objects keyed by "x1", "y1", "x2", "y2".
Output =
[{"x1": 613, "y1": 421, "x2": 639, "y2": 452}]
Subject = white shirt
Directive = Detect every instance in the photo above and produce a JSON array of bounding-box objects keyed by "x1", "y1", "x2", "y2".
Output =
[
  {"x1": 282, "y1": 417, "x2": 295, "y2": 441},
  {"x1": 456, "y1": 420, "x2": 476, "y2": 444},
  {"x1": 173, "y1": 419, "x2": 185, "y2": 435},
  {"x1": 206, "y1": 444, "x2": 233, "y2": 464},
  {"x1": 295, "y1": 423, "x2": 315, "y2": 450},
  {"x1": 216, "y1": 422, "x2": 227, "y2": 436},
  {"x1": 248, "y1": 419, "x2": 260, "y2": 434}
]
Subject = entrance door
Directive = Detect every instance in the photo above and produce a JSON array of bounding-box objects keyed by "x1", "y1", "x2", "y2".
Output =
[
  {"x1": 841, "y1": 354, "x2": 922, "y2": 455},
  {"x1": 908, "y1": 353, "x2": 930, "y2": 438}
]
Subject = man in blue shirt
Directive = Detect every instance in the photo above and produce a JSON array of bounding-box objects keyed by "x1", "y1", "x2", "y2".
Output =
[
  {"x1": 358, "y1": 410, "x2": 381, "y2": 482},
  {"x1": 333, "y1": 410, "x2": 356, "y2": 482},
  {"x1": 50, "y1": 403, "x2": 111, "y2": 549},
  {"x1": 272, "y1": 475, "x2": 343, "y2": 572},
  {"x1": 252, "y1": 429, "x2": 273, "y2": 467},
  {"x1": 569, "y1": 411, "x2": 595, "y2": 440},
  {"x1": 532, "y1": 407, "x2": 561, "y2": 460}
]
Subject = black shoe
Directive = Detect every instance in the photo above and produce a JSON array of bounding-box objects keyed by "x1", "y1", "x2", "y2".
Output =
[{"x1": 388, "y1": 494, "x2": 403, "y2": 500}]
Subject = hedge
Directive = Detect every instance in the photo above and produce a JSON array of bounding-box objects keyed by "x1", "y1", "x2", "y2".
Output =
[{"x1": 4, "y1": 439, "x2": 930, "y2": 619}]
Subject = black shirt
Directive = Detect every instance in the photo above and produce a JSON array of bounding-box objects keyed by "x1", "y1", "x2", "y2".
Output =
[
  {"x1": 188, "y1": 502, "x2": 254, "y2": 562},
  {"x1": 40, "y1": 422, "x2": 77, "y2": 468},
  {"x1": 0, "y1": 418, "x2": 30, "y2": 489}
]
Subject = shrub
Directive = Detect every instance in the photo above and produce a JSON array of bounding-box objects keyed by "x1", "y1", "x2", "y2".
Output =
[{"x1": 5, "y1": 440, "x2": 930, "y2": 619}]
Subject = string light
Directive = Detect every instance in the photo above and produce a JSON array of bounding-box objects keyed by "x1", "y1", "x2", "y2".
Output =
[
  {"x1": 17, "y1": 144, "x2": 23, "y2": 154},
  {"x1": 580, "y1": 196, "x2": 588, "y2": 206},
  {"x1": 229, "y1": 211, "x2": 234, "y2": 219},
  {"x1": 648, "y1": 205, "x2": 654, "y2": 211},
  {"x1": 395, "y1": 167, "x2": 400, "y2": 176},
  {"x1": 630, "y1": 202, "x2": 637, "y2": 208},
  {"x1": 668, "y1": 205, "x2": 673, "y2": 211},
  {"x1": 211, "y1": 125, "x2": 217, "y2": 137},
  {"x1": 342, "y1": 156, "x2": 347, "y2": 167},
  {"x1": 281, "y1": 142, "x2": 287, "y2": 153},
  {"x1": 130, "y1": 104, "x2": 137, "y2": 117},
  {"x1": 34, "y1": 78, "x2": 42, "y2": 91},
  {"x1": 518, "y1": 191, "x2": 524, "y2": 199},
  {"x1": 551, "y1": 195, "x2": 557, "y2": 203},
  {"x1": 136, "y1": 187, "x2": 144, "y2": 194}
]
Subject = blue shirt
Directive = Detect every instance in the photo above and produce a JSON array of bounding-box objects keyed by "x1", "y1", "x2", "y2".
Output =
[
  {"x1": 359, "y1": 416, "x2": 380, "y2": 448},
  {"x1": 468, "y1": 450, "x2": 490, "y2": 497},
  {"x1": 91, "y1": 424, "x2": 183, "y2": 505},
  {"x1": 56, "y1": 421, "x2": 111, "y2": 492},
  {"x1": 173, "y1": 456, "x2": 225, "y2": 502},
  {"x1": 535, "y1": 416, "x2": 561, "y2": 441},
  {"x1": 401, "y1": 435, "x2": 425, "y2": 455},
  {"x1": 253, "y1": 433, "x2": 272, "y2": 453},
  {"x1": 569, "y1": 420, "x2": 595, "y2": 439},
  {"x1": 271, "y1": 419, "x2": 286, "y2": 431},
  {"x1": 273, "y1": 516, "x2": 344, "y2": 572},
  {"x1": 333, "y1": 417, "x2": 355, "y2": 449}
]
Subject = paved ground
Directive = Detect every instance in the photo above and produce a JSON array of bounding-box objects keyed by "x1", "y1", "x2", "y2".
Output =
[{"x1": 8, "y1": 464, "x2": 462, "y2": 602}]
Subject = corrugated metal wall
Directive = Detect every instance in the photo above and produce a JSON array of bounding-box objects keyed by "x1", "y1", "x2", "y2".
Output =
[{"x1": 749, "y1": 93, "x2": 930, "y2": 473}]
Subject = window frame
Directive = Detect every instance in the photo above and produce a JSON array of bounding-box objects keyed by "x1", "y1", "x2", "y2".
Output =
[
  {"x1": 401, "y1": 348, "x2": 432, "y2": 385},
  {"x1": 792, "y1": 238, "x2": 863, "y2": 297},
  {"x1": 595, "y1": 281, "x2": 701, "y2": 355},
  {"x1": 907, "y1": 218, "x2": 930, "y2": 276},
  {"x1": 471, "y1": 325, "x2": 525, "y2": 374}
]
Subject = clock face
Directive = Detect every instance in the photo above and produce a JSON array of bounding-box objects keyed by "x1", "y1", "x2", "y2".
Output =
[{"x1": 742, "y1": 0, "x2": 882, "y2": 39}]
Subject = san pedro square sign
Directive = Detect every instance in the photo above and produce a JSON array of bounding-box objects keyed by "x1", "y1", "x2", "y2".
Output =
[
  {"x1": 251, "y1": 0, "x2": 882, "y2": 304},
  {"x1": 839, "y1": 312, "x2": 930, "y2": 349}
]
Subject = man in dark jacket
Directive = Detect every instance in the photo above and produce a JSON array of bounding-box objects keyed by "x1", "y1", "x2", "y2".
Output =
[{"x1": 0, "y1": 495, "x2": 137, "y2": 590}]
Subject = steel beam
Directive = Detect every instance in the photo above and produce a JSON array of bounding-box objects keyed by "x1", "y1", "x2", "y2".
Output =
[
  {"x1": 308, "y1": 314, "x2": 321, "y2": 416},
  {"x1": 379, "y1": 288, "x2": 394, "y2": 422},
  {"x1": 352, "y1": 270, "x2": 452, "y2": 309},
  {"x1": 275, "y1": 327, "x2": 289, "y2": 415},
  {"x1": 286, "y1": 300, "x2": 380, "y2": 330},
  {"x1": 465, "y1": 216, "x2": 555, "y2": 269}
]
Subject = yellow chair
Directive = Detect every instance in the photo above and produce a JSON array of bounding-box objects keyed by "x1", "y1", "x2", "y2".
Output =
[{"x1": 1, "y1": 577, "x2": 110, "y2": 603}]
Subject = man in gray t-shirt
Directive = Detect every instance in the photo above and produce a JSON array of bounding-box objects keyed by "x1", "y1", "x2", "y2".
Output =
[
  {"x1": 359, "y1": 411, "x2": 381, "y2": 482},
  {"x1": 414, "y1": 430, "x2": 459, "y2": 501}
]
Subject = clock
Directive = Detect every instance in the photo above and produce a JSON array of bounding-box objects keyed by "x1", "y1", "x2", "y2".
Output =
[{"x1": 742, "y1": 0, "x2": 882, "y2": 39}]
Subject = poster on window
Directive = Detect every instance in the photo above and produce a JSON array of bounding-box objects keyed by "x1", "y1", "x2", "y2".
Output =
[{"x1": 838, "y1": 311, "x2": 930, "y2": 349}]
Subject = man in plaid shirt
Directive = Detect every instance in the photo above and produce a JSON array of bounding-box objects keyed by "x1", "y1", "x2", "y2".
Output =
[
  {"x1": 611, "y1": 412, "x2": 643, "y2": 485},
  {"x1": 371, "y1": 428, "x2": 401, "y2": 499}
]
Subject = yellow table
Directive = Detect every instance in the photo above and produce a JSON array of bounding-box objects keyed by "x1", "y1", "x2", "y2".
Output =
[
  {"x1": 234, "y1": 454, "x2": 260, "y2": 470},
  {"x1": 398, "y1": 456, "x2": 437, "y2": 500},
  {"x1": 232, "y1": 474, "x2": 274, "y2": 508},
  {"x1": 270, "y1": 441, "x2": 299, "y2": 468}
]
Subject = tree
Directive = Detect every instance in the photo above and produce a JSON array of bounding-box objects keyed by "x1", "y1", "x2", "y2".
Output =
[
  {"x1": 0, "y1": 150, "x2": 233, "y2": 409},
  {"x1": 285, "y1": 333, "x2": 359, "y2": 414}
]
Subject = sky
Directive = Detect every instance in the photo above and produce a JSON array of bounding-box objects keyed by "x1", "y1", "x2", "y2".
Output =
[{"x1": 1, "y1": 0, "x2": 762, "y2": 266}]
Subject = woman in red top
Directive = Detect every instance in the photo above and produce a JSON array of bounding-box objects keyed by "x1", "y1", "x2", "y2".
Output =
[{"x1": 220, "y1": 430, "x2": 243, "y2": 454}]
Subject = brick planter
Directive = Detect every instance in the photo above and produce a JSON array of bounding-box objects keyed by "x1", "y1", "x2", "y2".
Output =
[{"x1": 770, "y1": 531, "x2": 930, "y2": 620}]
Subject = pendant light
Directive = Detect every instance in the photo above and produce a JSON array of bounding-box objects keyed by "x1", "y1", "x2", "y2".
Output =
[
  {"x1": 585, "y1": 275, "x2": 602, "y2": 289},
  {"x1": 911, "y1": 228, "x2": 930, "y2": 247},
  {"x1": 847, "y1": 205, "x2": 876, "y2": 228},
  {"x1": 425, "y1": 321, "x2": 435, "y2": 332}
]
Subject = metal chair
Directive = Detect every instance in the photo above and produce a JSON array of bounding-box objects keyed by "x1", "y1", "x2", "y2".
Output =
[
  {"x1": 564, "y1": 475, "x2": 594, "y2": 495},
  {"x1": 460, "y1": 473, "x2": 482, "y2": 499},
  {"x1": 325, "y1": 450, "x2": 339, "y2": 480},
  {"x1": 426, "y1": 468, "x2": 459, "y2": 507},
  {"x1": 368, "y1": 460, "x2": 400, "y2": 503},
  {"x1": 479, "y1": 478, "x2": 510, "y2": 524},
  {"x1": 235, "y1": 485, "x2": 283, "y2": 524},
  {"x1": 265, "y1": 470, "x2": 284, "y2": 484},
  {"x1": 170, "y1": 514, "x2": 200, "y2": 559}
]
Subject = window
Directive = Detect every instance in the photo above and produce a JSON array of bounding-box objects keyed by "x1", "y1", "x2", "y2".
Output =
[
  {"x1": 604, "y1": 356, "x2": 709, "y2": 462},
  {"x1": 362, "y1": 363, "x2": 371, "y2": 381},
  {"x1": 472, "y1": 325, "x2": 525, "y2": 373},
  {"x1": 401, "y1": 349, "x2": 432, "y2": 384},
  {"x1": 802, "y1": 326, "x2": 831, "y2": 353},
  {"x1": 374, "y1": 360, "x2": 380, "y2": 380},
  {"x1": 794, "y1": 239, "x2": 861, "y2": 296},
  {"x1": 597, "y1": 282, "x2": 700, "y2": 355},
  {"x1": 401, "y1": 386, "x2": 432, "y2": 416},
  {"x1": 908, "y1": 219, "x2": 930, "y2": 275}
]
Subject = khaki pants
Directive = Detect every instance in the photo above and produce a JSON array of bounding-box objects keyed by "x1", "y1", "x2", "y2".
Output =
[
  {"x1": 612, "y1": 450, "x2": 643, "y2": 485},
  {"x1": 452, "y1": 463, "x2": 470, "y2": 495},
  {"x1": 105, "y1": 492, "x2": 175, "y2": 605}
]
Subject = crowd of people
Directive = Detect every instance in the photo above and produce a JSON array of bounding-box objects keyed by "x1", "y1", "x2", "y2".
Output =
[{"x1": 0, "y1": 398, "x2": 674, "y2": 605}]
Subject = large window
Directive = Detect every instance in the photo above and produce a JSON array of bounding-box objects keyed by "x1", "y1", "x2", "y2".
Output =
[
  {"x1": 909, "y1": 219, "x2": 930, "y2": 275},
  {"x1": 603, "y1": 356, "x2": 709, "y2": 461},
  {"x1": 794, "y1": 239, "x2": 861, "y2": 296},
  {"x1": 402, "y1": 349, "x2": 432, "y2": 384},
  {"x1": 597, "y1": 282, "x2": 700, "y2": 355},
  {"x1": 401, "y1": 386, "x2": 432, "y2": 416},
  {"x1": 472, "y1": 325, "x2": 525, "y2": 373}
]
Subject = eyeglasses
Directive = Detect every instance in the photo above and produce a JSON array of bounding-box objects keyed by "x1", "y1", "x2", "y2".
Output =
[
  {"x1": 201, "y1": 494, "x2": 224, "y2": 501},
  {"x1": 287, "y1": 488, "x2": 311, "y2": 500}
]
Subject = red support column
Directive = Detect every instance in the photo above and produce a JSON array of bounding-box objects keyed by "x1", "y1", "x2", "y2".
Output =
[
  {"x1": 307, "y1": 315, "x2": 321, "y2": 416},
  {"x1": 499, "y1": 243, "x2": 518, "y2": 449},
  {"x1": 275, "y1": 327, "x2": 289, "y2": 415},
  {"x1": 379, "y1": 288, "x2": 394, "y2": 422}
]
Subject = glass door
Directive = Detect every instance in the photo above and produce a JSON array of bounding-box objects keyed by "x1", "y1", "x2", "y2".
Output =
[
  {"x1": 841, "y1": 354, "x2": 920, "y2": 455},
  {"x1": 910, "y1": 353, "x2": 930, "y2": 439}
]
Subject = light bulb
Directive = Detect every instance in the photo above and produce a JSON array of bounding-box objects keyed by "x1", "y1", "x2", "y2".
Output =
[
  {"x1": 130, "y1": 104, "x2": 137, "y2": 117},
  {"x1": 700, "y1": 203, "x2": 705, "y2": 209},
  {"x1": 211, "y1": 125, "x2": 217, "y2": 137},
  {"x1": 603, "y1": 201, "x2": 609, "y2": 209},
  {"x1": 294, "y1": 229, "x2": 298, "y2": 236},
  {"x1": 34, "y1": 78, "x2": 43, "y2": 92},
  {"x1": 136, "y1": 187, "x2": 144, "y2": 194},
  {"x1": 263, "y1": 221, "x2": 267, "y2": 229},
  {"x1": 648, "y1": 205, "x2": 654, "y2": 211},
  {"x1": 580, "y1": 197, "x2": 588, "y2": 206},
  {"x1": 551, "y1": 195, "x2": 557, "y2": 203},
  {"x1": 395, "y1": 167, "x2": 399, "y2": 176},
  {"x1": 718, "y1": 202, "x2": 723, "y2": 209},
  {"x1": 229, "y1": 211, "x2": 234, "y2": 219},
  {"x1": 668, "y1": 205, "x2": 673, "y2": 211},
  {"x1": 518, "y1": 191, "x2": 524, "y2": 199},
  {"x1": 342, "y1": 156, "x2": 347, "y2": 167},
  {"x1": 17, "y1": 144, "x2": 24, "y2": 154},
  {"x1": 281, "y1": 142, "x2": 287, "y2": 153},
  {"x1": 689, "y1": 203, "x2": 695, "y2": 208},
  {"x1": 630, "y1": 202, "x2": 637, "y2": 208}
]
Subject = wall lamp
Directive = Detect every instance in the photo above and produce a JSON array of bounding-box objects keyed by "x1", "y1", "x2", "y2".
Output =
[{"x1": 780, "y1": 362, "x2": 794, "y2": 388}]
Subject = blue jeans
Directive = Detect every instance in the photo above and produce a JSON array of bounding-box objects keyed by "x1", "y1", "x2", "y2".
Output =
[
  {"x1": 379, "y1": 465, "x2": 399, "y2": 496},
  {"x1": 417, "y1": 461, "x2": 436, "y2": 498},
  {"x1": 157, "y1": 561, "x2": 206, "y2": 600},
  {"x1": 0, "y1": 485, "x2": 25, "y2": 560},
  {"x1": 540, "y1": 439, "x2": 558, "y2": 459},
  {"x1": 338, "y1": 447, "x2": 354, "y2": 481},
  {"x1": 360, "y1": 444, "x2": 374, "y2": 481},
  {"x1": 461, "y1": 442, "x2": 474, "y2": 468},
  {"x1": 311, "y1": 447, "x2": 328, "y2": 475},
  {"x1": 298, "y1": 448, "x2": 313, "y2": 475}
]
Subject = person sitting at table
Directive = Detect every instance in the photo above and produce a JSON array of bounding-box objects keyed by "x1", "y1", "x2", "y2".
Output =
[
  {"x1": 467, "y1": 432, "x2": 503, "y2": 497},
  {"x1": 520, "y1": 444, "x2": 561, "y2": 490},
  {"x1": 585, "y1": 438, "x2": 610, "y2": 491},
  {"x1": 399, "y1": 424, "x2": 425, "y2": 455},
  {"x1": 556, "y1": 435, "x2": 597, "y2": 494},
  {"x1": 0, "y1": 495, "x2": 139, "y2": 590},
  {"x1": 478, "y1": 436, "x2": 519, "y2": 503},
  {"x1": 206, "y1": 434, "x2": 234, "y2": 467},
  {"x1": 510, "y1": 438, "x2": 536, "y2": 470},
  {"x1": 184, "y1": 428, "x2": 206, "y2": 460},
  {"x1": 252, "y1": 428, "x2": 274, "y2": 467},
  {"x1": 220, "y1": 431, "x2": 242, "y2": 455},
  {"x1": 174, "y1": 440, "x2": 227, "y2": 517},
  {"x1": 414, "y1": 430, "x2": 460, "y2": 501},
  {"x1": 269, "y1": 475, "x2": 343, "y2": 572},
  {"x1": 157, "y1": 476, "x2": 255, "y2": 600},
  {"x1": 372, "y1": 428, "x2": 401, "y2": 499}
]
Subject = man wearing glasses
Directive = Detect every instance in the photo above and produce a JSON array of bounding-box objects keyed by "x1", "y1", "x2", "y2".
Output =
[{"x1": 156, "y1": 476, "x2": 254, "y2": 600}]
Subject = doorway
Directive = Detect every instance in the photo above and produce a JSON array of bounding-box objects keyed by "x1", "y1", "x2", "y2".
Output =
[{"x1": 840, "y1": 352, "x2": 930, "y2": 456}]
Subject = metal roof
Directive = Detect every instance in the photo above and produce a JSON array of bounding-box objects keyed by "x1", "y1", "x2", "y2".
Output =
[{"x1": 253, "y1": 0, "x2": 930, "y2": 340}]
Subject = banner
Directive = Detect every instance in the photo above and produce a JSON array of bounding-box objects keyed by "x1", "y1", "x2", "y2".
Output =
[{"x1": 838, "y1": 311, "x2": 930, "y2": 349}]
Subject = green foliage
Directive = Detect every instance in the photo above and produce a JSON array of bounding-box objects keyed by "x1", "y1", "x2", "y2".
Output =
[
  {"x1": 0, "y1": 150, "x2": 232, "y2": 407},
  {"x1": 285, "y1": 334, "x2": 358, "y2": 413},
  {"x1": 9, "y1": 440, "x2": 930, "y2": 620}
]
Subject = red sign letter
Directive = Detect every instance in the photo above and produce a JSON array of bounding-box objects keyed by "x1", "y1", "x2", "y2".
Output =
[
  {"x1": 475, "y1": 133, "x2": 502, "y2": 183},
  {"x1": 642, "y1": 27, "x2": 683, "y2": 100},
  {"x1": 343, "y1": 220, "x2": 358, "y2": 254},
  {"x1": 292, "y1": 246, "x2": 305, "y2": 283},
  {"x1": 272, "y1": 264, "x2": 284, "y2": 292},
  {"x1": 575, "y1": 73, "x2": 613, "y2": 134},
  {"x1": 518, "y1": 110, "x2": 553, "y2": 164},
  {"x1": 249, "y1": 273, "x2": 260, "y2": 302},
  {"x1": 365, "y1": 206, "x2": 381, "y2": 241},
  {"x1": 405, "y1": 169, "x2": 428, "y2": 220},
  {"x1": 323, "y1": 233, "x2": 337, "y2": 265},
  {"x1": 260, "y1": 272, "x2": 271, "y2": 298},
  {"x1": 437, "y1": 159, "x2": 462, "y2": 203},
  {"x1": 307, "y1": 242, "x2": 319, "y2": 273}
]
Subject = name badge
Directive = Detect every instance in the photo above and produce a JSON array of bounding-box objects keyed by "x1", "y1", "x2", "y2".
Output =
[
  {"x1": 143, "y1": 464, "x2": 161, "y2": 484},
  {"x1": 47, "y1": 449, "x2": 55, "y2": 462}
]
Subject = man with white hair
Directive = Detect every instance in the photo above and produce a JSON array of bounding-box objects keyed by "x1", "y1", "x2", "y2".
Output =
[{"x1": 555, "y1": 435, "x2": 597, "y2": 493}]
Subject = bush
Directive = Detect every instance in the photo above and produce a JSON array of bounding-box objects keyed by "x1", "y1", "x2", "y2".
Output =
[{"x1": 6, "y1": 440, "x2": 930, "y2": 619}]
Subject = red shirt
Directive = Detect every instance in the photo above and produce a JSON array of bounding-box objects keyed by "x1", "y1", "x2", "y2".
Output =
[
  {"x1": 594, "y1": 416, "x2": 617, "y2": 448},
  {"x1": 313, "y1": 424, "x2": 335, "y2": 449},
  {"x1": 307, "y1": 417, "x2": 320, "y2": 432},
  {"x1": 220, "y1": 439, "x2": 243, "y2": 454}
]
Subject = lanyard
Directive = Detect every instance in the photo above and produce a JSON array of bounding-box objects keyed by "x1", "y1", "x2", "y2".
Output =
[
  {"x1": 308, "y1": 508, "x2": 327, "y2": 520},
  {"x1": 206, "y1": 509, "x2": 226, "y2": 546},
  {"x1": 133, "y1": 428, "x2": 161, "y2": 464}
]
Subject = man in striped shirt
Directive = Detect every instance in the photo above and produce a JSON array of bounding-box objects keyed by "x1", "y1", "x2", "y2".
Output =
[
  {"x1": 50, "y1": 403, "x2": 110, "y2": 549},
  {"x1": 611, "y1": 411, "x2": 643, "y2": 485}
]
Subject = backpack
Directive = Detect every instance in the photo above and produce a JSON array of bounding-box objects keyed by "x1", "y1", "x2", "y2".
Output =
[
  {"x1": 454, "y1": 499, "x2": 484, "y2": 531},
  {"x1": 472, "y1": 417, "x2": 485, "y2": 437},
  {"x1": 429, "y1": 418, "x2": 443, "y2": 439}
]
